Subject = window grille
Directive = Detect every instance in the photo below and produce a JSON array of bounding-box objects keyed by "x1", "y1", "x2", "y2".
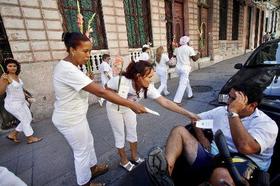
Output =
[
  {"x1": 58, "y1": 0, "x2": 107, "y2": 49},
  {"x1": 123, "y1": 0, "x2": 153, "y2": 48}
]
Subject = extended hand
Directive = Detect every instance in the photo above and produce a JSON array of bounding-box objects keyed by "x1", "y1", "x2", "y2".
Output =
[{"x1": 130, "y1": 102, "x2": 147, "y2": 114}]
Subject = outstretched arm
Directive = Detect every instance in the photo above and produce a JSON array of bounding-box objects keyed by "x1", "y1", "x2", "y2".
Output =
[
  {"x1": 154, "y1": 96, "x2": 199, "y2": 122},
  {"x1": 83, "y1": 82, "x2": 146, "y2": 114}
]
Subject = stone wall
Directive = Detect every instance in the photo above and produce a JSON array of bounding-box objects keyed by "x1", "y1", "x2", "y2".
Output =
[
  {"x1": 0, "y1": 0, "x2": 66, "y2": 120},
  {"x1": 0, "y1": 0, "x2": 169, "y2": 121}
]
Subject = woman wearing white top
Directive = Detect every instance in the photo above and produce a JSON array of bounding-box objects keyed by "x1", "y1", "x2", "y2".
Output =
[
  {"x1": 155, "y1": 46, "x2": 170, "y2": 96},
  {"x1": 52, "y1": 32, "x2": 146, "y2": 186},
  {"x1": 105, "y1": 61, "x2": 199, "y2": 172},
  {"x1": 0, "y1": 58, "x2": 42, "y2": 144}
]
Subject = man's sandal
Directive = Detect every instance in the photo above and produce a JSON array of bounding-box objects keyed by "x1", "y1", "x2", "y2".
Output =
[
  {"x1": 146, "y1": 147, "x2": 174, "y2": 186},
  {"x1": 131, "y1": 157, "x2": 145, "y2": 165},
  {"x1": 119, "y1": 161, "x2": 135, "y2": 172}
]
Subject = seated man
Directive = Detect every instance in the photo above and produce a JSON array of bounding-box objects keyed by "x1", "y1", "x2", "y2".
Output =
[{"x1": 146, "y1": 84, "x2": 278, "y2": 186}]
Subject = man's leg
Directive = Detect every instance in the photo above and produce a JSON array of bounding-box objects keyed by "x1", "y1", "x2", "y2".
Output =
[{"x1": 165, "y1": 126, "x2": 199, "y2": 174}]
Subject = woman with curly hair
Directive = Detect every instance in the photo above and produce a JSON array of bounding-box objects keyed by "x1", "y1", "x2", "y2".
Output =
[{"x1": 0, "y1": 58, "x2": 42, "y2": 144}]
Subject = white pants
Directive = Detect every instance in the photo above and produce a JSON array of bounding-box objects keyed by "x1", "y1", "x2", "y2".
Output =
[
  {"x1": 173, "y1": 65, "x2": 193, "y2": 103},
  {"x1": 156, "y1": 67, "x2": 169, "y2": 95},
  {"x1": 106, "y1": 103, "x2": 137, "y2": 149},
  {"x1": 0, "y1": 166, "x2": 27, "y2": 186},
  {"x1": 54, "y1": 118, "x2": 97, "y2": 185},
  {"x1": 4, "y1": 101, "x2": 33, "y2": 136}
]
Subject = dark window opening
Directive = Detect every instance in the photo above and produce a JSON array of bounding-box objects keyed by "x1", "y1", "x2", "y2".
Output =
[
  {"x1": 232, "y1": 0, "x2": 240, "y2": 40},
  {"x1": 0, "y1": 15, "x2": 13, "y2": 64},
  {"x1": 219, "y1": 0, "x2": 228, "y2": 40}
]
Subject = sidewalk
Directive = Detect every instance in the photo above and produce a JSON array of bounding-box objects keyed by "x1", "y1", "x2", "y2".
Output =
[{"x1": 0, "y1": 53, "x2": 250, "y2": 186}]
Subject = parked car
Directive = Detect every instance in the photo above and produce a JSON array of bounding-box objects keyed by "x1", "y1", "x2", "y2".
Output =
[
  {"x1": 217, "y1": 39, "x2": 280, "y2": 184},
  {"x1": 218, "y1": 39, "x2": 280, "y2": 123}
]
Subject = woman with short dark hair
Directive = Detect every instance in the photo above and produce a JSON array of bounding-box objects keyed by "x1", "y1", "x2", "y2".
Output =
[
  {"x1": 0, "y1": 58, "x2": 42, "y2": 144},
  {"x1": 52, "y1": 32, "x2": 146, "y2": 186}
]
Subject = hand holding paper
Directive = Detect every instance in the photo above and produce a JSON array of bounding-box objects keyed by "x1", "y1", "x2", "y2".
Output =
[{"x1": 145, "y1": 107, "x2": 160, "y2": 116}]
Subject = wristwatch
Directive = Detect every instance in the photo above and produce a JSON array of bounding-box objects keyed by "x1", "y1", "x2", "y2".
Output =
[{"x1": 227, "y1": 111, "x2": 239, "y2": 118}]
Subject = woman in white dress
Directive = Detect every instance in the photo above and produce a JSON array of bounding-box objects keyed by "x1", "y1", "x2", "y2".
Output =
[
  {"x1": 52, "y1": 32, "x2": 146, "y2": 186},
  {"x1": 105, "y1": 60, "x2": 199, "y2": 172},
  {"x1": 0, "y1": 58, "x2": 42, "y2": 144},
  {"x1": 155, "y1": 46, "x2": 170, "y2": 96}
]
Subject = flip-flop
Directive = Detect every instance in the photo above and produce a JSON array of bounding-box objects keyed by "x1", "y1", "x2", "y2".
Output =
[
  {"x1": 27, "y1": 137, "x2": 43, "y2": 144},
  {"x1": 6, "y1": 136, "x2": 20, "y2": 143}
]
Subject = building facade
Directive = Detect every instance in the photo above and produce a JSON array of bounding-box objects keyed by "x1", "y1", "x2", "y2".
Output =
[{"x1": 0, "y1": 0, "x2": 279, "y2": 125}]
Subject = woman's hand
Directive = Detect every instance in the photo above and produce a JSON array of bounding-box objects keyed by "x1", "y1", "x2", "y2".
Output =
[
  {"x1": 1, "y1": 73, "x2": 12, "y2": 84},
  {"x1": 129, "y1": 102, "x2": 147, "y2": 114},
  {"x1": 86, "y1": 71, "x2": 94, "y2": 80},
  {"x1": 188, "y1": 112, "x2": 200, "y2": 123}
]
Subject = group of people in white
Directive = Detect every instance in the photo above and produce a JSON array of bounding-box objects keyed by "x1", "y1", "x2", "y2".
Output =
[{"x1": 0, "y1": 32, "x2": 200, "y2": 186}]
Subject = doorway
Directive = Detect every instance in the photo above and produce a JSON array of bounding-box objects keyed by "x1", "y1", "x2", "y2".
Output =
[{"x1": 173, "y1": 0, "x2": 184, "y2": 44}]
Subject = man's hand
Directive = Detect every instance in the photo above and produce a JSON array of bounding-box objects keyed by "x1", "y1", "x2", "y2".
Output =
[
  {"x1": 228, "y1": 91, "x2": 248, "y2": 113},
  {"x1": 199, "y1": 136, "x2": 211, "y2": 151}
]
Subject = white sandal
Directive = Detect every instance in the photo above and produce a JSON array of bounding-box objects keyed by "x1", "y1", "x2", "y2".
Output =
[
  {"x1": 120, "y1": 161, "x2": 135, "y2": 172},
  {"x1": 132, "y1": 157, "x2": 145, "y2": 165}
]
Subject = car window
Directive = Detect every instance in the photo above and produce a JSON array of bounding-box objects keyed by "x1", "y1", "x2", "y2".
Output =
[{"x1": 247, "y1": 41, "x2": 280, "y2": 66}]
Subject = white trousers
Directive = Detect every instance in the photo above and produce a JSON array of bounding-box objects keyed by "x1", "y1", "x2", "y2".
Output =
[
  {"x1": 54, "y1": 118, "x2": 97, "y2": 185},
  {"x1": 156, "y1": 67, "x2": 169, "y2": 95},
  {"x1": 0, "y1": 166, "x2": 27, "y2": 186},
  {"x1": 4, "y1": 101, "x2": 33, "y2": 136},
  {"x1": 106, "y1": 104, "x2": 137, "y2": 149},
  {"x1": 173, "y1": 65, "x2": 193, "y2": 103}
]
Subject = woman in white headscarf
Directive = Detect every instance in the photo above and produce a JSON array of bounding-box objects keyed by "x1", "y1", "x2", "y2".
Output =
[{"x1": 173, "y1": 36, "x2": 200, "y2": 105}]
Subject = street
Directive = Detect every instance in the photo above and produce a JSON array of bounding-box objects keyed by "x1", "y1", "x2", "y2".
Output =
[{"x1": 0, "y1": 53, "x2": 250, "y2": 186}]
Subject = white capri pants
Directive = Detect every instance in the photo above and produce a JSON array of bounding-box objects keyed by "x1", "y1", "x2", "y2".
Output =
[
  {"x1": 106, "y1": 103, "x2": 137, "y2": 149},
  {"x1": 4, "y1": 101, "x2": 33, "y2": 136},
  {"x1": 53, "y1": 117, "x2": 97, "y2": 185},
  {"x1": 0, "y1": 166, "x2": 27, "y2": 186},
  {"x1": 173, "y1": 65, "x2": 193, "y2": 103},
  {"x1": 156, "y1": 67, "x2": 169, "y2": 95}
]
